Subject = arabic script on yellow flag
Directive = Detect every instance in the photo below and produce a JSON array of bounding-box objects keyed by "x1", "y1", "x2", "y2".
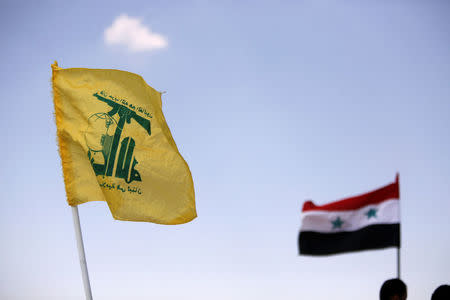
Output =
[{"x1": 52, "y1": 62, "x2": 196, "y2": 224}]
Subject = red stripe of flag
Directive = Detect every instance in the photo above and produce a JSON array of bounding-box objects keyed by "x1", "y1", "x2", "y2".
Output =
[{"x1": 302, "y1": 174, "x2": 400, "y2": 212}]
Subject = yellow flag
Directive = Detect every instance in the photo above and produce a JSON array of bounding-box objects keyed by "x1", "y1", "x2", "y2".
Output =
[{"x1": 52, "y1": 62, "x2": 196, "y2": 224}]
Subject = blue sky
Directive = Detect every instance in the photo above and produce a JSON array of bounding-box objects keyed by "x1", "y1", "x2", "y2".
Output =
[{"x1": 1, "y1": 1, "x2": 449, "y2": 299}]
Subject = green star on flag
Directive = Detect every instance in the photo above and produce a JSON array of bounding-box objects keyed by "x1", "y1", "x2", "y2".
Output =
[
  {"x1": 331, "y1": 217, "x2": 344, "y2": 229},
  {"x1": 365, "y1": 208, "x2": 377, "y2": 219}
]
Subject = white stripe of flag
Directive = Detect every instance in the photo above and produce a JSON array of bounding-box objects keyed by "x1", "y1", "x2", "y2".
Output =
[{"x1": 300, "y1": 199, "x2": 399, "y2": 233}]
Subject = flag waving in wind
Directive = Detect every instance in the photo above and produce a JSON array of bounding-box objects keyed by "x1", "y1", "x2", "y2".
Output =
[
  {"x1": 52, "y1": 62, "x2": 196, "y2": 225},
  {"x1": 299, "y1": 175, "x2": 400, "y2": 255}
]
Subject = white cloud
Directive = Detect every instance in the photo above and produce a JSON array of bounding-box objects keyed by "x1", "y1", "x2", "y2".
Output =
[{"x1": 104, "y1": 14, "x2": 168, "y2": 52}]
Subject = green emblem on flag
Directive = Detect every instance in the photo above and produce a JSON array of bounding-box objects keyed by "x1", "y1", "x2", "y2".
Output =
[
  {"x1": 331, "y1": 217, "x2": 344, "y2": 229},
  {"x1": 365, "y1": 208, "x2": 377, "y2": 219},
  {"x1": 85, "y1": 92, "x2": 151, "y2": 184}
]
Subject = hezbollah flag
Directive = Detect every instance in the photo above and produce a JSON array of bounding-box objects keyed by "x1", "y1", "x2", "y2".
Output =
[{"x1": 52, "y1": 62, "x2": 196, "y2": 224}]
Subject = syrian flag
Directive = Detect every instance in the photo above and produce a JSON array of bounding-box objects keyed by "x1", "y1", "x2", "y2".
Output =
[{"x1": 299, "y1": 175, "x2": 400, "y2": 256}]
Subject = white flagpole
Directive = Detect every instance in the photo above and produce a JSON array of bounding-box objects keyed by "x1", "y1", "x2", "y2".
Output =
[
  {"x1": 397, "y1": 247, "x2": 401, "y2": 279},
  {"x1": 71, "y1": 205, "x2": 93, "y2": 300}
]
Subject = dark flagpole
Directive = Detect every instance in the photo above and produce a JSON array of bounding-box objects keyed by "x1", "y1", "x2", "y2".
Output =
[{"x1": 396, "y1": 173, "x2": 401, "y2": 279}]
